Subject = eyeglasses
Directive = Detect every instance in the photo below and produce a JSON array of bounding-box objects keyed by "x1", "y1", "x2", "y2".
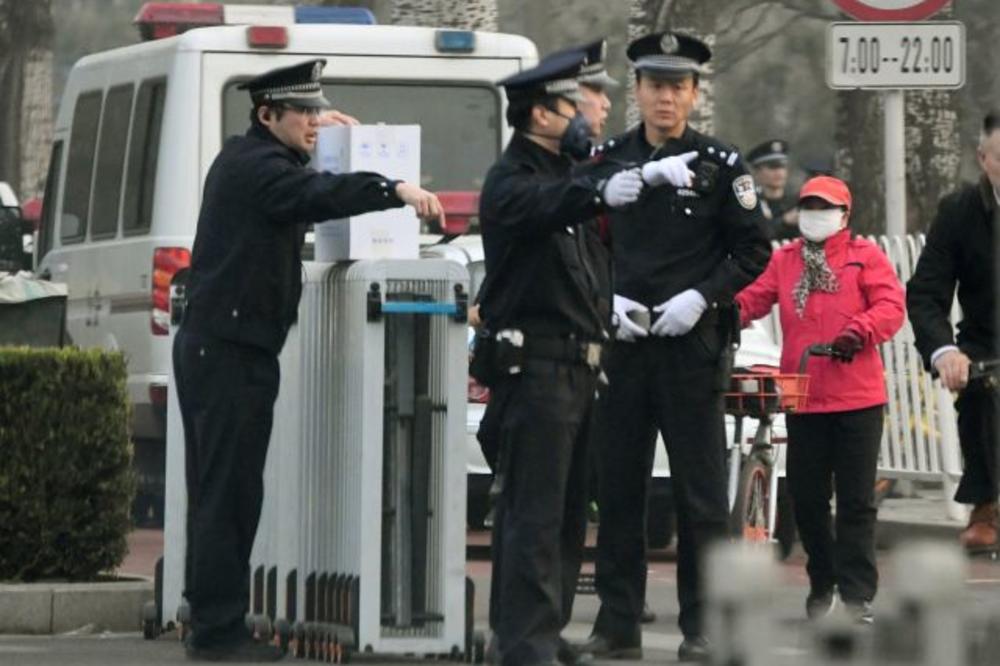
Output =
[{"x1": 282, "y1": 104, "x2": 322, "y2": 117}]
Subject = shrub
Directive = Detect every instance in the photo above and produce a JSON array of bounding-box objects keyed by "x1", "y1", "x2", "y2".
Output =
[{"x1": 0, "y1": 347, "x2": 134, "y2": 581}]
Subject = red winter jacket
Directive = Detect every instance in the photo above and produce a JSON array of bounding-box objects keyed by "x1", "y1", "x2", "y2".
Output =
[{"x1": 734, "y1": 230, "x2": 905, "y2": 414}]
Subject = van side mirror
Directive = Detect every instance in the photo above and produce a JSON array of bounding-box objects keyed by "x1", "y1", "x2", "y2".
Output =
[{"x1": 433, "y1": 191, "x2": 479, "y2": 237}]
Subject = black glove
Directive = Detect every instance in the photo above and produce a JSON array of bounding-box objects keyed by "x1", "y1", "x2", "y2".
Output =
[{"x1": 831, "y1": 329, "x2": 864, "y2": 362}]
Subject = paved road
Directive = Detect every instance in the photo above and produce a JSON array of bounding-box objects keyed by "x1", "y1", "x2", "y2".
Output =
[{"x1": 3, "y1": 548, "x2": 998, "y2": 665}]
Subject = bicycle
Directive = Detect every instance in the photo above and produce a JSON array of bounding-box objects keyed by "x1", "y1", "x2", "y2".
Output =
[{"x1": 724, "y1": 344, "x2": 837, "y2": 554}]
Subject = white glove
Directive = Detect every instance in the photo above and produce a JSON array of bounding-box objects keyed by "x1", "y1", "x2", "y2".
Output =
[
  {"x1": 613, "y1": 294, "x2": 649, "y2": 342},
  {"x1": 650, "y1": 289, "x2": 708, "y2": 337},
  {"x1": 602, "y1": 168, "x2": 644, "y2": 208},
  {"x1": 641, "y1": 151, "x2": 698, "y2": 188}
]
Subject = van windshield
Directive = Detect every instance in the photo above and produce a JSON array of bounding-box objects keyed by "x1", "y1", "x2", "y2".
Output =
[{"x1": 223, "y1": 81, "x2": 500, "y2": 192}]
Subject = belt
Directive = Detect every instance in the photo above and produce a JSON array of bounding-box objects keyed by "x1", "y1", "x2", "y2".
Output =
[{"x1": 523, "y1": 335, "x2": 603, "y2": 369}]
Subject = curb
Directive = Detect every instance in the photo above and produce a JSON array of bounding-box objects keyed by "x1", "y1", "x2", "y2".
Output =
[
  {"x1": 876, "y1": 518, "x2": 963, "y2": 550},
  {"x1": 0, "y1": 579, "x2": 153, "y2": 634}
]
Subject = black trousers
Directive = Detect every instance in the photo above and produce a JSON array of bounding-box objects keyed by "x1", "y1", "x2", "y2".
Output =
[
  {"x1": 954, "y1": 384, "x2": 1000, "y2": 505},
  {"x1": 785, "y1": 406, "x2": 883, "y2": 603},
  {"x1": 489, "y1": 360, "x2": 596, "y2": 666},
  {"x1": 593, "y1": 323, "x2": 728, "y2": 641},
  {"x1": 173, "y1": 326, "x2": 280, "y2": 648}
]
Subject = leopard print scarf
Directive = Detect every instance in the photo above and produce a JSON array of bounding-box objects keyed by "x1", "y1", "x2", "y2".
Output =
[{"x1": 792, "y1": 241, "x2": 839, "y2": 317}]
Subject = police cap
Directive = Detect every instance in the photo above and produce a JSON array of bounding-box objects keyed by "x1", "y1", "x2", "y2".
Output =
[
  {"x1": 551, "y1": 39, "x2": 619, "y2": 90},
  {"x1": 626, "y1": 31, "x2": 710, "y2": 80},
  {"x1": 238, "y1": 58, "x2": 331, "y2": 109},
  {"x1": 747, "y1": 139, "x2": 790, "y2": 167},
  {"x1": 497, "y1": 49, "x2": 586, "y2": 104}
]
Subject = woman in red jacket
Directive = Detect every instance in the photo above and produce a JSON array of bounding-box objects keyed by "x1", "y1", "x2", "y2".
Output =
[{"x1": 735, "y1": 176, "x2": 905, "y2": 624}]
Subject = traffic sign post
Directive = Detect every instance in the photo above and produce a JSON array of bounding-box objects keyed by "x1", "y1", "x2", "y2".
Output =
[{"x1": 827, "y1": 0, "x2": 960, "y2": 238}]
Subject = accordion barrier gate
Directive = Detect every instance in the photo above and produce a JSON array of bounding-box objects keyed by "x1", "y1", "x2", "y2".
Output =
[{"x1": 153, "y1": 259, "x2": 475, "y2": 659}]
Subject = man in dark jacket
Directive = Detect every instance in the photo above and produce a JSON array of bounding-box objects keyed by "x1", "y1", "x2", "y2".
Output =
[
  {"x1": 478, "y1": 49, "x2": 643, "y2": 666},
  {"x1": 582, "y1": 32, "x2": 771, "y2": 663},
  {"x1": 175, "y1": 59, "x2": 441, "y2": 662},
  {"x1": 907, "y1": 110, "x2": 999, "y2": 555}
]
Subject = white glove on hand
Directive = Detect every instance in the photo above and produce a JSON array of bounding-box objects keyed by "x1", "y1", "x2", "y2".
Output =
[
  {"x1": 613, "y1": 294, "x2": 649, "y2": 342},
  {"x1": 602, "y1": 168, "x2": 644, "y2": 208},
  {"x1": 650, "y1": 289, "x2": 708, "y2": 337},
  {"x1": 641, "y1": 151, "x2": 699, "y2": 188}
]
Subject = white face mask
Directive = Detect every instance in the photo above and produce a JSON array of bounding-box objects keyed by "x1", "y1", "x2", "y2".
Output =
[{"x1": 798, "y1": 208, "x2": 844, "y2": 242}]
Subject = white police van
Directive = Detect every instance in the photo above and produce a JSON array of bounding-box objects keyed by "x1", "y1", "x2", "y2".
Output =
[{"x1": 35, "y1": 2, "x2": 536, "y2": 522}]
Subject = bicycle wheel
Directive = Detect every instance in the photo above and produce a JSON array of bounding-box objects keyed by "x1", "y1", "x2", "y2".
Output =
[{"x1": 730, "y1": 451, "x2": 773, "y2": 544}]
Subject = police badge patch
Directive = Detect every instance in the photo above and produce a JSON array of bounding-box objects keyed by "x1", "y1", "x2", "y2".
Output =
[{"x1": 733, "y1": 175, "x2": 758, "y2": 210}]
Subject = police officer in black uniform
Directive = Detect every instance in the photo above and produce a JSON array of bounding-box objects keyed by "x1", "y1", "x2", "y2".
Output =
[
  {"x1": 581, "y1": 33, "x2": 771, "y2": 663},
  {"x1": 747, "y1": 139, "x2": 799, "y2": 241},
  {"x1": 174, "y1": 59, "x2": 442, "y2": 662},
  {"x1": 477, "y1": 49, "x2": 644, "y2": 666}
]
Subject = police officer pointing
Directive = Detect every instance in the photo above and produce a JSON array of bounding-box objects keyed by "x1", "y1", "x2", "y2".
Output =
[
  {"x1": 477, "y1": 50, "x2": 642, "y2": 666},
  {"x1": 583, "y1": 33, "x2": 771, "y2": 662},
  {"x1": 174, "y1": 59, "x2": 442, "y2": 662}
]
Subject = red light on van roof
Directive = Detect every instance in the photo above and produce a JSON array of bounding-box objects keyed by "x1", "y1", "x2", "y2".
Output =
[
  {"x1": 247, "y1": 25, "x2": 288, "y2": 49},
  {"x1": 134, "y1": 2, "x2": 224, "y2": 40}
]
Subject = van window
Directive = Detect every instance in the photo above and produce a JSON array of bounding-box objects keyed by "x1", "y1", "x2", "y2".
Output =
[
  {"x1": 91, "y1": 84, "x2": 134, "y2": 239},
  {"x1": 61, "y1": 91, "x2": 102, "y2": 243},
  {"x1": 223, "y1": 81, "x2": 500, "y2": 192},
  {"x1": 123, "y1": 79, "x2": 166, "y2": 235},
  {"x1": 38, "y1": 141, "x2": 64, "y2": 262}
]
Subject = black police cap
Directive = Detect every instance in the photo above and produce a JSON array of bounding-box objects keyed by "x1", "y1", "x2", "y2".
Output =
[
  {"x1": 238, "y1": 58, "x2": 331, "y2": 109},
  {"x1": 626, "y1": 31, "x2": 710, "y2": 79},
  {"x1": 497, "y1": 49, "x2": 586, "y2": 104},
  {"x1": 550, "y1": 39, "x2": 619, "y2": 90},
  {"x1": 747, "y1": 139, "x2": 790, "y2": 167}
]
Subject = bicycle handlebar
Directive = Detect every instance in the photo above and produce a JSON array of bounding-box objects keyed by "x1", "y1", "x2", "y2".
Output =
[{"x1": 798, "y1": 343, "x2": 837, "y2": 374}]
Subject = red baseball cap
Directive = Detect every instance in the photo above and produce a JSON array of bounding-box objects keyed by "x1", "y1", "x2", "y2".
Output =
[{"x1": 798, "y1": 176, "x2": 852, "y2": 211}]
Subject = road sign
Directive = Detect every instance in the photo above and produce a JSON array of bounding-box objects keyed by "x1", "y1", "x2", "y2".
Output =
[
  {"x1": 831, "y1": 0, "x2": 951, "y2": 21},
  {"x1": 827, "y1": 21, "x2": 964, "y2": 89}
]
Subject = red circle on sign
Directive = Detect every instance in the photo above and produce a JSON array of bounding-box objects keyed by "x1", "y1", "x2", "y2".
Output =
[{"x1": 831, "y1": 0, "x2": 950, "y2": 21}]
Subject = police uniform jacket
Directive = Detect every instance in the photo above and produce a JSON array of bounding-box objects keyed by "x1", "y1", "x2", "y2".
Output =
[
  {"x1": 596, "y1": 124, "x2": 771, "y2": 309},
  {"x1": 907, "y1": 176, "x2": 997, "y2": 367},
  {"x1": 479, "y1": 132, "x2": 607, "y2": 341},
  {"x1": 185, "y1": 123, "x2": 404, "y2": 354}
]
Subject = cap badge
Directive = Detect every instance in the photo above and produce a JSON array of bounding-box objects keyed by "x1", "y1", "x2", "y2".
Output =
[
  {"x1": 311, "y1": 61, "x2": 323, "y2": 81},
  {"x1": 599, "y1": 40, "x2": 608, "y2": 62},
  {"x1": 660, "y1": 33, "x2": 679, "y2": 54},
  {"x1": 771, "y1": 141, "x2": 782, "y2": 152}
]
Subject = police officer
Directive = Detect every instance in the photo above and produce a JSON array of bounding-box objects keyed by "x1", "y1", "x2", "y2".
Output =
[
  {"x1": 907, "y1": 110, "x2": 1000, "y2": 555},
  {"x1": 478, "y1": 49, "x2": 643, "y2": 666},
  {"x1": 582, "y1": 32, "x2": 771, "y2": 662},
  {"x1": 747, "y1": 139, "x2": 799, "y2": 240},
  {"x1": 174, "y1": 59, "x2": 442, "y2": 662}
]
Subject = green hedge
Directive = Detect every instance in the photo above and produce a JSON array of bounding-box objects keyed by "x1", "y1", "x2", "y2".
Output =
[{"x1": 0, "y1": 347, "x2": 134, "y2": 581}]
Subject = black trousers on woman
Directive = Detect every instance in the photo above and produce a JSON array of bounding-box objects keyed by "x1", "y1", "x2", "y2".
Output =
[{"x1": 785, "y1": 405, "x2": 884, "y2": 603}]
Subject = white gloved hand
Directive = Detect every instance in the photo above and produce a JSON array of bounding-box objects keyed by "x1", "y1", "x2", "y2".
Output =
[
  {"x1": 602, "y1": 168, "x2": 644, "y2": 208},
  {"x1": 613, "y1": 294, "x2": 649, "y2": 342},
  {"x1": 641, "y1": 151, "x2": 699, "y2": 188},
  {"x1": 650, "y1": 289, "x2": 708, "y2": 337}
]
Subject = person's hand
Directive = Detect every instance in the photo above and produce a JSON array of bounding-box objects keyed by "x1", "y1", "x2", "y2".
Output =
[
  {"x1": 650, "y1": 289, "x2": 707, "y2": 337},
  {"x1": 934, "y1": 349, "x2": 971, "y2": 390},
  {"x1": 318, "y1": 109, "x2": 361, "y2": 126},
  {"x1": 468, "y1": 304, "x2": 482, "y2": 328},
  {"x1": 395, "y1": 182, "x2": 445, "y2": 224},
  {"x1": 613, "y1": 294, "x2": 649, "y2": 342},
  {"x1": 641, "y1": 151, "x2": 698, "y2": 188},
  {"x1": 602, "y1": 168, "x2": 643, "y2": 208},
  {"x1": 831, "y1": 329, "x2": 864, "y2": 362}
]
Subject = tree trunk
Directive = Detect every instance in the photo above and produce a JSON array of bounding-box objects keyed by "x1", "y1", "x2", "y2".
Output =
[
  {"x1": 834, "y1": 90, "x2": 885, "y2": 237},
  {"x1": 0, "y1": 0, "x2": 54, "y2": 200},
  {"x1": 389, "y1": 0, "x2": 497, "y2": 30},
  {"x1": 625, "y1": 0, "x2": 716, "y2": 134}
]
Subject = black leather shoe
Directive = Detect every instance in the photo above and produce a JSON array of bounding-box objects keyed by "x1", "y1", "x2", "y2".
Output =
[
  {"x1": 578, "y1": 633, "x2": 642, "y2": 660},
  {"x1": 557, "y1": 637, "x2": 593, "y2": 665},
  {"x1": 844, "y1": 599, "x2": 875, "y2": 626},
  {"x1": 186, "y1": 637, "x2": 286, "y2": 662},
  {"x1": 677, "y1": 635, "x2": 711, "y2": 663}
]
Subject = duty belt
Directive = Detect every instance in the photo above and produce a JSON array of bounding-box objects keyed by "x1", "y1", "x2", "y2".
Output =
[{"x1": 522, "y1": 335, "x2": 603, "y2": 369}]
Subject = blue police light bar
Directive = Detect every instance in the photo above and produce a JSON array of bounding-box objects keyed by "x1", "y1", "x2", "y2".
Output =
[
  {"x1": 435, "y1": 30, "x2": 475, "y2": 53},
  {"x1": 294, "y1": 6, "x2": 376, "y2": 25}
]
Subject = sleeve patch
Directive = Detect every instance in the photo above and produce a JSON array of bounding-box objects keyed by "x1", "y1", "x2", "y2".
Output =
[{"x1": 733, "y1": 174, "x2": 758, "y2": 210}]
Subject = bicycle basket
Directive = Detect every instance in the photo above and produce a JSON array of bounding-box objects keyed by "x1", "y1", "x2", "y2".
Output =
[{"x1": 724, "y1": 372, "x2": 810, "y2": 416}]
